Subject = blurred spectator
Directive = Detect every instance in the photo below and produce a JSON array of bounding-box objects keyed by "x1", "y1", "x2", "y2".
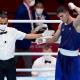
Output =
[
  {"x1": 31, "y1": 44, "x2": 56, "y2": 78},
  {"x1": 14, "y1": 0, "x2": 35, "y2": 76},
  {"x1": 32, "y1": 1, "x2": 52, "y2": 34}
]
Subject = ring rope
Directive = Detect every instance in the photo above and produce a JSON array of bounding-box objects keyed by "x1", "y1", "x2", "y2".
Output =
[
  {"x1": 16, "y1": 68, "x2": 55, "y2": 72},
  {"x1": 15, "y1": 52, "x2": 58, "y2": 56},
  {"x1": 8, "y1": 20, "x2": 62, "y2": 23},
  {"x1": 7, "y1": 19, "x2": 79, "y2": 72}
]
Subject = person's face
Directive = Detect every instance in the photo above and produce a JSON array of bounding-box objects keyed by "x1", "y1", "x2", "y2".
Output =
[
  {"x1": 0, "y1": 17, "x2": 8, "y2": 31},
  {"x1": 0, "y1": 17, "x2": 8, "y2": 25},
  {"x1": 35, "y1": 3, "x2": 44, "y2": 15},
  {"x1": 24, "y1": 0, "x2": 35, "y2": 6},
  {"x1": 43, "y1": 48, "x2": 52, "y2": 61},
  {"x1": 57, "y1": 12, "x2": 69, "y2": 23}
]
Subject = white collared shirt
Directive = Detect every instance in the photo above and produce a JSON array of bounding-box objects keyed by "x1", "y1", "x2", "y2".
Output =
[
  {"x1": 0, "y1": 27, "x2": 26, "y2": 60},
  {"x1": 32, "y1": 56, "x2": 56, "y2": 77}
]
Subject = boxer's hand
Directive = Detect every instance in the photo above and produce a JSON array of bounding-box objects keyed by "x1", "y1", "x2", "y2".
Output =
[
  {"x1": 68, "y1": 2, "x2": 76, "y2": 10},
  {"x1": 35, "y1": 30, "x2": 54, "y2": 44}
]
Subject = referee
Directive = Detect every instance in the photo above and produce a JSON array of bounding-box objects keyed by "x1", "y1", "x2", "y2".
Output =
[{"x1": 0, "y1": 10, "x2": 42, "y2": 80}]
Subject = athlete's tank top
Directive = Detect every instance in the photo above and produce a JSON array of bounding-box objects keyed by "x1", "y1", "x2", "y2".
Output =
[{"x1": 59, "y1": 22, "x2": 80, "y2": 50}]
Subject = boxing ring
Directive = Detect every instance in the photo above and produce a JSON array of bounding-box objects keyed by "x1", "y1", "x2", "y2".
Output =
[
  {"x1": 16, "y1": 52, "x2": 57, "y2": 80},
  {"x1": 4, "y1": 20, "x2": 79, "y2": 80},
  {"x1": 4, "y1": 52, "x2": 80, "y2": 80},
  {"x1": 5, "y1": 76, "x2": 54, "y2": 80},
  {"x1": 4, "y1": 52, "x2": 57, "y2": 80}
]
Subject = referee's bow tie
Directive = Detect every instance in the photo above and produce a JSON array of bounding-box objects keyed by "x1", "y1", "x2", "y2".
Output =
[
  {"x1": 45, "y1": 60, "x2": 51, "y2": 63},
  {"x1": 0, "y1": 31, "x2": 7, "y2": 35}
]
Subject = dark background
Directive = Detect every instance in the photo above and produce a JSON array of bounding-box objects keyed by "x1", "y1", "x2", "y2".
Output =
[{"x1": 0, "y1": 0, "x2": 79, "y2": 18}]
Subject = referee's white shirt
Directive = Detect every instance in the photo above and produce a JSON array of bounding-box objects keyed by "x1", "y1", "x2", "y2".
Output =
[
  {"x1": 0, "y1": 27, "x2": 26, "y2": 60},
  {"x1": 32, "y1": 56, "x2": 56, "y2": 77}
]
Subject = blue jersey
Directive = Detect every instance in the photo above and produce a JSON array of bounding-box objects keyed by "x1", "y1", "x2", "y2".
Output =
[{"x1": 59, "y1": 22, "x2": 80, "y2": 50}]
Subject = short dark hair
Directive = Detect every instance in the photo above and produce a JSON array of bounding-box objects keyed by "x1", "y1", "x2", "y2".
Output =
[
  {"x1": 57, "y1": 6, "x2": 69, "y2": 15},
  {"x1": 0, "y1": 10, "x2": 7, "y2": 18},
  {"x1": 43, "y1": 44, "x2": 51, "y2": 50},
  {"x1": 35, "y1": 0, "x2": 44, "y2": 6}
]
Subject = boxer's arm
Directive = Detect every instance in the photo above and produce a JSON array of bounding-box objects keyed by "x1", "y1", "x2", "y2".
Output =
[
  {"x1": 47, "y1": 22, "x2": 62, "y2": 43},
  {"x1": 68, "y1": 2, "x2": 80, "y2": 27},
  {"x1": 52, "y1": 23, "x2": 61, "y2": 42},
  {"x1": 73, "y1": 7, "x2": 80, "y2": 28}
]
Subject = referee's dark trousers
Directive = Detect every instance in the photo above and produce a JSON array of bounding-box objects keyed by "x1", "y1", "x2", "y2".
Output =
[{"x1": 0, "y1": 58, "x2": 16, "y2": 80}]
